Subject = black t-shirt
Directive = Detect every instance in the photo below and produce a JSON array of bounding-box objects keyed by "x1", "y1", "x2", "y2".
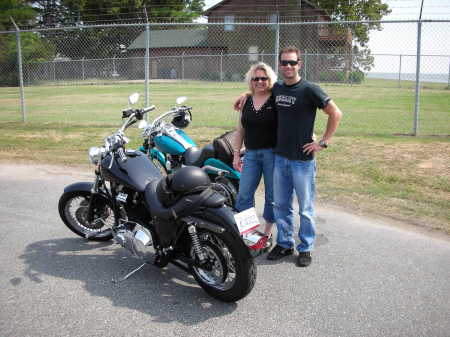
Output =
[
  {"x1": 241, "y1": 94, "x2": 277, "y2": 150},
  {"x1": 272, "y1": 79, "x2": 330, "y2": 161}
]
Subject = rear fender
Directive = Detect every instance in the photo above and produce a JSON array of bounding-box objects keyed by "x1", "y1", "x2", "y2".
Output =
[{"x1": 192, "y1": 206, "x2": 251, "y2": 257}]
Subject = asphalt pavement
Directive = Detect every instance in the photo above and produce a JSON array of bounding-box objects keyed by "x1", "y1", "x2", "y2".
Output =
[{"x1": 0, "y1": 163, "x2": 449, "y2": 337}]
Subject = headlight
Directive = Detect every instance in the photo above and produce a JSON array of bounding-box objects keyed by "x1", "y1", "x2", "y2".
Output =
[{"x1": 88, "y1": 147, "x2": 103, "y2": 165}]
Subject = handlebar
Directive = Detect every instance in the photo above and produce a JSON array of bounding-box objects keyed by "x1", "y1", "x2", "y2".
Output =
[
  {"x1": 117, "y1": 147, "x2": 127, "y2": 163},
  {"x1": 149, "y1": 106, "x2": 192, "y2": 127},
  {"x1": 122, "y1": 105, "x2": 156, "y2": 119}
]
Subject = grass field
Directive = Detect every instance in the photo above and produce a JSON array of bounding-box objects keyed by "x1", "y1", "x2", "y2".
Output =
[{"x1": 1, "y1": 79, "x2": 449, "y2": 234}]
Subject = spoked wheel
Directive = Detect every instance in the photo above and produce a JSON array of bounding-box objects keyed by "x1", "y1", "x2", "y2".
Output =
[
  {"x1": 58, "y1": 191, "x2": 116, "y2": 241},
  {"x1": 190, "y1": 229, "x2": 256, "y2": 302}
]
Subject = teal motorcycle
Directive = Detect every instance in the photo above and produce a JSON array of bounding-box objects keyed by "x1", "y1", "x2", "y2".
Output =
[{"x1": 138, "y1": 97, "x2": 241, "y2": 207}]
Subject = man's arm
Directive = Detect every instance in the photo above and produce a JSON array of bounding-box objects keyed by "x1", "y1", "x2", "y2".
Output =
[
  {"x1": 303, "y1": 100, "x2": 342, "y2": 155},
  {"x1": 233, "y1": 111, "x2": 245, "y2": 172},
  {"x1": 233, "y1": 92, "x2": 250, "y2": 111}
]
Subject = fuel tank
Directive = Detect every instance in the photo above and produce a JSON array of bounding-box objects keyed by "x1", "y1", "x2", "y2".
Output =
[
  {"x1": 154, "y1": 129, "x2": 196, "y2": 155},
  {"x1": 100, "y1": 150, "x2": 161, "y2": 192}
]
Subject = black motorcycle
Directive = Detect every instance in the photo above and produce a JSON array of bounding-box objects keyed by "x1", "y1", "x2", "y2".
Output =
[{"x1": 58, "y1": 98, "x2": 256, "y2": 302}]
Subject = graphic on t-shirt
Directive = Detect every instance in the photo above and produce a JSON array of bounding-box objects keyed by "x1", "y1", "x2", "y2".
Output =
[{"x1": 275, "y1": 95, "x2": 297, "y2": 107}]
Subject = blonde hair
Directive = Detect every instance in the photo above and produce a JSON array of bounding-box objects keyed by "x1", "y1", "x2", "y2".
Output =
[{"x1": 245, "y1": 62, "x2": 277, "y2": 94}]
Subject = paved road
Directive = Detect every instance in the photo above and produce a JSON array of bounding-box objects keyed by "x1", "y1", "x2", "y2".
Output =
[{"x1": 1, "y1": 164, "x2": 449, "y2": 337}]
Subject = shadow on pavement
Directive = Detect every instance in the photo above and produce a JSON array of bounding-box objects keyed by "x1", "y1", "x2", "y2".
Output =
[{"x1": 18, "y1": 237, "x2": 237, "y2": 325}]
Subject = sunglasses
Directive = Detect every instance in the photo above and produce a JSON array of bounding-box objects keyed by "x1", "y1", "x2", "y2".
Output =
[
  {"x1": 252, "y1": 77, "x2": 269, "y2": 82},
  {"x1": 280, "y1": 60, "x2": 299, "y2": 66}
]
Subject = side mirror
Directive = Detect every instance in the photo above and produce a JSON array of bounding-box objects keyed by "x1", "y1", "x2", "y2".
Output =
[
  {"x1": 128, "y1": 93, "x2": 140, "y2": 105},
  {"x1": 176, "y1": 96, "x2": 187, "y2": 105}
]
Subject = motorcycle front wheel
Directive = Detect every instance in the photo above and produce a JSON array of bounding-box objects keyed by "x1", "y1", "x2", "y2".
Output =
[
  {"x1": 190, "y1": 229, "x2": 256, "y2": 302},
  {"x1": 58, "y1": 191, "x2": 116, "y2": 241}
]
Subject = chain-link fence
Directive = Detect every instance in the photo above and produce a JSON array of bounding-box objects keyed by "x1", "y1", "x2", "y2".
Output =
[{"x1": 1, "y1": 20, "x2": 449, "y2": 135}]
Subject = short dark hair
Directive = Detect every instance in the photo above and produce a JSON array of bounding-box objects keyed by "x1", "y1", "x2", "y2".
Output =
[{"x1": 278, "y1": 46, "x2": 302, "y2": 62}]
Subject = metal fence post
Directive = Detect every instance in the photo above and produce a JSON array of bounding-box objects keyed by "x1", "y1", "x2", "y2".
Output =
[
  {"x1": 274, "y1": 14, "x2": 280, "y2": 75},
  {"x1": 144, "y1": 8, "x2": 150, "y2": 112},
  {"x1": 447, "y1": 56, "x2": 450, "y2": 89},
  {"x1": 414, "y1": 20, "x2": 422, "y2": 136},
  {"x1": 398, "y1": 54, "x2": 402, "y2": 88},
  {"x1": 220, "y1": 52, "x2": 223, "y2": 82},
  {"x1": 11, "y1": 18, "x2": 26, "y2": 123},
  {"x1": 304, "y1": 50, "x2": 308, "y2": 81},
  {"x1": 144, "y1": 23, "x2": 150, "y2": 109},
  {"x1": 182, "y1": 51, "x2": 185, "y2": 80},
  {"x1": 82, "y1": 57, "x2": 85, "y2": 81}
]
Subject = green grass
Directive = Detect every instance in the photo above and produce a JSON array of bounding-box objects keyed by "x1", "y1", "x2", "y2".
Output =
[
  {"x1": 2, "y1": 79, "x2": 449, "y2": 135},
  {"x1": 0, "y1": 79, "x2": 449, "y2": 234}
]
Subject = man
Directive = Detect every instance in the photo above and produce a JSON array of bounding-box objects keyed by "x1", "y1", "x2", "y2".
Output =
[{"x1": 235, "y1": 46, "x2": 342, "y2": 267}]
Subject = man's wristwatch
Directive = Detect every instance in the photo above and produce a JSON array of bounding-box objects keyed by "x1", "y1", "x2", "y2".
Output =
[{"x1": 318, "y1": 140, "x2": 328, "y2": 148}]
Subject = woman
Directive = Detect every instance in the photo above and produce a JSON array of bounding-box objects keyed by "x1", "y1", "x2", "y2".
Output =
[{"x1": 233, "y1": 62, "x2": 277, "y2": 249}]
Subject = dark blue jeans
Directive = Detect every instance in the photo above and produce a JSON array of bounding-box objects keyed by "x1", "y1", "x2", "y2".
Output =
[
  {"x1": 235, "y1": 148, "x2": 275, "y2": 223},
  {"x1": 273, "y1": 155, "x2": 316, "y2": 252}
]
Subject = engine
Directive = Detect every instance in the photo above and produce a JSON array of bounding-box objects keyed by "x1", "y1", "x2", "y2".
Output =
[{"x1": 115, "y1": 223, "x2": 157, "y2": 264}]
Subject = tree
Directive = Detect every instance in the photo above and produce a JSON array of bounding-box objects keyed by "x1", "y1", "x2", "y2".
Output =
[
  {"x1": 33, "y1": 0, "x2": 205, "y2": 27},
  {"x1": 312, "y1": 0, "x2": 391, "y2": 78},
  {"x1": 315, "y1": 0, "x2": 391, "y2": 47},
  {"x1": 31, "y1": 0, "x2": 205, "y2": 61},
  {"x1": 0, "y1": 1, "x2": 55, "y2": 86},
  {"x1": 0, "y1": 0, "x2": 37, "y2": 31}
]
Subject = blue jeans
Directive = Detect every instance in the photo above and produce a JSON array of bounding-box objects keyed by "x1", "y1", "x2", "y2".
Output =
[
  {"x1": 235, "y1": 148, "x2": 275, "y2": 223},
  {"x1": 273, "y1": 155, "x2": 316, "y2": 252}
]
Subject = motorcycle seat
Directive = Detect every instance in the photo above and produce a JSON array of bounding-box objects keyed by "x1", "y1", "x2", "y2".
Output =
[
  {"x1": 144, "y1": 179, "x2": 226, "y2": 220},
  {"x1": 183, "y1": 144, "x2": 215, "y2": 167}
]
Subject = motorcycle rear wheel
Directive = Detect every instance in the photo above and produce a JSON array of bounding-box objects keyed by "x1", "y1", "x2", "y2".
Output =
[
  {"x1": 190, "y1": 229, "x2": 256, "y2": 302},
  {"x1": 58, "y1": 191, "x2": 115, "y2": 241}
]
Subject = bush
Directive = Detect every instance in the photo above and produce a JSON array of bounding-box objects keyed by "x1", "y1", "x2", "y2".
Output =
[
  {"x1": 319, "y1": 71, "x2": 334, "y2": 82},
  {"x1": 318, "y1": 70, "x2": 365, "y2": 84},
  {"x1": 349, "y1": 70, "x2": 365, "y2": 83}
]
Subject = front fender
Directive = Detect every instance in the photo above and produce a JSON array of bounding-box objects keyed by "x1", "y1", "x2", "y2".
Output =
[{"x1": 63, "y1": 182, "x2": 93, "y2": 194}]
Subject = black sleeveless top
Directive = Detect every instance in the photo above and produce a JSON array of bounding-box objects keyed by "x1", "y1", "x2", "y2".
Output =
[{"x1": 241, "y1": 94, "x2": 277, "y2": 150}]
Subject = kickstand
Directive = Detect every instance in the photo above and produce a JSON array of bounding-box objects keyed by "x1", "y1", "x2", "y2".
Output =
[{"x1": 113, "y1": 263, "x2": 147, "y2": 283}]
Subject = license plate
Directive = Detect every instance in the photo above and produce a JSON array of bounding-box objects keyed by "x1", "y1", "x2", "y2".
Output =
[
  {"x1": 233, "y1": 207, "x2": 260, "y2": 235},
  {"x1": 116, "y1": 192, "x2": 128, "y2": 203}
]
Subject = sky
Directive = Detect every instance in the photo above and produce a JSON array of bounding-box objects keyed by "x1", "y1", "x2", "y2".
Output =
[{"x1": 203, "y1": 0, "x2": 450, "y2": 74}]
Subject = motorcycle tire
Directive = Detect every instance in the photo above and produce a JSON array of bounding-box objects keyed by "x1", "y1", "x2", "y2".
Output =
[
  {"x1": 58, "y1": 190, "x2": 115, "y2": 241},
  {"x1": 190, "y1": 228, "x2": 256, "y2": 302}
]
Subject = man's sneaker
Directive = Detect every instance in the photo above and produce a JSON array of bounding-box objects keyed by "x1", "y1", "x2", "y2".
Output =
[
  {"x1": 267, "y1": 245, "x2": 294, "y2": 260},
  {"x1": 297, "y1": 251, "x2": 312, "y2": 267}
]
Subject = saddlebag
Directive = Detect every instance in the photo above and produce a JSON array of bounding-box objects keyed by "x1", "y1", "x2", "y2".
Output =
[{"x1": 213, "y1": 130, "x2": 236, "y2": 167}]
